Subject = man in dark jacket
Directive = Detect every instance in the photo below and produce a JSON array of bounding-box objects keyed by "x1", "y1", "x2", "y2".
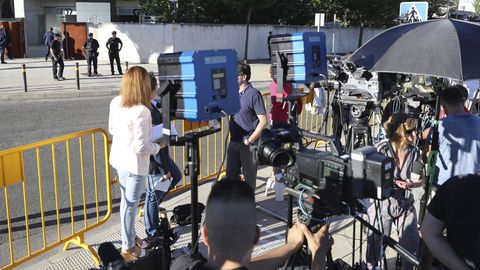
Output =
[
  {"x1": 43, "y1": 27, "x2": 55, "y2": 61},
  {"x1": 0, "y1": 25, "x2": 7, "y2": 64},
  {"x1": 50, "y1": 33, "x2": 65, "y2": 81},
  {"x1": 106, "y1": 31, "x2": 123, "y2": 75},
  {"x1": 83, "y1": 33, "x2": 99, "y2": 76}
]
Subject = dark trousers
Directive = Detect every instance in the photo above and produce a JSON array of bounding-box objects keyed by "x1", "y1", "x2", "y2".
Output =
[
  {"x1": 226, "y1": 141, "x2": 258, "y2": 190},
  {"x1": 143, "y1": 157, "x2": 182, "y2": 237},
  {"x1": 45, "y1": 45, "x2": 51, "y2": 60},
  {"x1": 366, "y1": 189, "x2": 419, "y2": 270},
  {"x1": 52, "y1": 56, "x2": 64, "y2": 78},
  {"x1": 0, "y1": 46, "x2": 4, "y2": 62},
  {"x1": 109, "y1": 51, "x2": 122, "y2": 74},
  {"x1": 87, "y1": 53, "x2": 98, "y2": 75}
]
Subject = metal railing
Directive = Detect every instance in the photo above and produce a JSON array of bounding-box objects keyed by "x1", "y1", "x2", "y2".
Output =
[{"x1": 0, "y1": 128, "x2": 111, "y2": 269}]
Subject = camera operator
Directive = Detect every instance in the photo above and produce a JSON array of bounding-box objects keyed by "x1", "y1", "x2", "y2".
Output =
[
  {"x1": 142, "y1": 72, "x2": 182, "y2": 247},
  {"x1": 226, "y1": 63, "x2": 267, "y2": 190},
  {"x1": 421, "y1": 173, "x2": 480, "y2": 270},
  {"x1": 432, "y1": 86, "x2": 480, "y2": 187},
  {"x1": 367, "y1": 112, "x2": 424, "y2": 270},
  {"x1": 171, "y1": 180, "x2": 330, "y2": 270}
]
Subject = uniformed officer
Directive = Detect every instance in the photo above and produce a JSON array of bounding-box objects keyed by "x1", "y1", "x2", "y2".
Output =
[
  {"x1": 50, "y1": 33, "x2": 65, "y2": 81},
  {"x1": 83, "y1": 33, "x2": 99, "y2": 76},
  {"x1": 106, "y1": 31, "x2": 123, "y2": 75}
]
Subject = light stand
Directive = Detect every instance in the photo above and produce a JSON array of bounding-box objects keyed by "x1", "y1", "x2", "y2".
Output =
[{"x1": 160, "y1": 82, "x2": 221, "y2": 255}]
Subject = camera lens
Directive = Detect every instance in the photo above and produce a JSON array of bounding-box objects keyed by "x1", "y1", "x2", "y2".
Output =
[{"x1": 260, "y1": 141, "x2": 294, "y2": 167}]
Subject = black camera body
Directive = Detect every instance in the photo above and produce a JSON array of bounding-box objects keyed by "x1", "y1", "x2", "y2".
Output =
[
  {"x1": 283, "y1": 146, "x2": 393, "y2": 221},
  {"x1": 255, "y1": 123, "x2": 394, "y2": 222}
]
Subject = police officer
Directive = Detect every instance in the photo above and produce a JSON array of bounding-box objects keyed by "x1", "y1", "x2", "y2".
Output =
[
  {"x1": 106, "y1": 31, "x2": 123, "y2": 75},
  {"x1": 83, "y1": 33, "x2": 99, "y2": 77},
  {"x1": 50, "y1": 33, "x2": 65, "y2": 81}
]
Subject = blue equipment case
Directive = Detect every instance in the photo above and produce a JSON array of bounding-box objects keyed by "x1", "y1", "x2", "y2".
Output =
[
  {"x1": 270, "y1": 32, "x2": 328, "y2": 83},
  {"x1": 158, "y1": 49, "x2": 240, "y2": 121}
]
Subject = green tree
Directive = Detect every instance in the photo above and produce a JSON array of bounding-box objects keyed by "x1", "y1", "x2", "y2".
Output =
[
  {"x1": 428, "y1": 0, "x2": 457, "y2": 18},
  {"x1": 139, "y1": 0, "x2": 172, "y2": 22},
  {"x1": 343, "y1": 0, "x2": 402, "y2": 27},
  {"x1": 474, "y1": 0, "x2": 480, "y2": 11},
  {"x1": 139, "y1": 0, "x2": 460, "y2": 29}
]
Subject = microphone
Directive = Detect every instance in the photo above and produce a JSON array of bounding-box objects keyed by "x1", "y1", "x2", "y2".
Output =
[
  {"x1": 98, "y1": 242, "x2": 129, "y2": 269},
  {"x1": 411, "y1": 161, "x2": 423, "y2": 182}
]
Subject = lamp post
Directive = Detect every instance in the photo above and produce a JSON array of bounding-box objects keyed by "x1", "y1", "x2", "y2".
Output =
[{"x1": 169, "y1": 0, "x2": 178, "y2": 23}]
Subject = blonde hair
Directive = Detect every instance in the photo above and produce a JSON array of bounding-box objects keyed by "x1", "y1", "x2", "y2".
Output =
[
  {"x1": 120, "y1": 66, "x2": 152, "y2": 108},
  {"x1": 384, "y1": 112, "x2": 417, "y2": 149}
]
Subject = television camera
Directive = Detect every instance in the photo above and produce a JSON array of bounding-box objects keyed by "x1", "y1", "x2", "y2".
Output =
[
  {"x1": 263, "y1": 32, "x2": 419, "y2": 268},
  {"x1": 256, "y1": 125, "x2": 394, "y2": 226}
]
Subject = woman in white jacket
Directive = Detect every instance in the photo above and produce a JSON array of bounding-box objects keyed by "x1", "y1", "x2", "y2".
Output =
[{"x1": 108, "y1": 66, "x2": 162, "y2": 260}]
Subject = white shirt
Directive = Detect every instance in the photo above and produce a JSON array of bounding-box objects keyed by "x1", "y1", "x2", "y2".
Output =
[{"x1": 108, "y1": 96, "x2": 160, "y2": 176}]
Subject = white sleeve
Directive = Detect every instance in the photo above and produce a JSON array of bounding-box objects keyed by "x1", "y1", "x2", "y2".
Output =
[{"x1": 131, "y1": 108, "x2": 160, "y2": 155}]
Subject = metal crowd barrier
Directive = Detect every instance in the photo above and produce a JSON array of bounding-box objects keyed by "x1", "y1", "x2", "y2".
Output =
[
  {"x1": 0, "y1": 128, "x2": 111, "y2": 269},
  {"x1": 159, "y1": 117, "x2": 229, "y2": 193}
]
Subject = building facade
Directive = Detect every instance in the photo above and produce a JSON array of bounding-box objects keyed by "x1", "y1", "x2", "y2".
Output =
[{"x1": 0, "y1": 0, "x2": 141, "y2": 56}]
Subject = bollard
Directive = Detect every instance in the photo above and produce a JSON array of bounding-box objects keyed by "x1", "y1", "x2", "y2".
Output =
[
  {"x1": 76, "y1": 62, "x2": 80, "y2": 90},
  {"x1": 126, "y1": 61, "x2": 128, "y2": 71},
  {"x1": 22, "y1": 64, "x2": 27, "y2": 92}
]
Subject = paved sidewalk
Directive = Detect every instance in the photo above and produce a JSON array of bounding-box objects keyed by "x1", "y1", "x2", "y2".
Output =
[
  {"x1": 19, "y1": 165, "x2": 398, "y2": 270},
  {"x1": 0, "y1": 58, "x2": 271, "y2": 101}
]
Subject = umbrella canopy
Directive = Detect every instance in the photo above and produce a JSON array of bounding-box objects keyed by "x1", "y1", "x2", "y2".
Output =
[{"x1": 347, "y1": 19, "x2": 480, "y2": 81}]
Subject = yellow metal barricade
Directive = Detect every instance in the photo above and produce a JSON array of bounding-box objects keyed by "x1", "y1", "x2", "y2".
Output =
[
  {"x1": 0, "y1": 128, "x2": 111, "y2": 269},
  {"x1": 165, "y1": 118, "x2": 229, "y2": 193}
]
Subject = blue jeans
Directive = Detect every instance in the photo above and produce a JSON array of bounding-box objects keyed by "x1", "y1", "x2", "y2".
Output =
[
  {"x1": 45, "y1": 45, "x2": 50, "y2": 60},
  {"x1": 117, "y1": 170, "x2": 147, "y2": 251},
  {"x1": 144, "y1": 157, "x2": 182, "y2": 237}
]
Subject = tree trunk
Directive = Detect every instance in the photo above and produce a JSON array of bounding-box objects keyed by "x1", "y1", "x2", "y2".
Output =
[{"x1": 243, "y1": 7, "x2": 252, "y2": 63}]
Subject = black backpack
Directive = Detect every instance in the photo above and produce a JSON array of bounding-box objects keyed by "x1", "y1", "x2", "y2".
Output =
[{"x1": 170, "y1": 203, "x2": 205, "y2": 226}]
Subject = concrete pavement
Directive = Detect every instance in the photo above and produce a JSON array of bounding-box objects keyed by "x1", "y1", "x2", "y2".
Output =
[{"x1": 20, "y1": 165, "x2": 398, "y2": 270}]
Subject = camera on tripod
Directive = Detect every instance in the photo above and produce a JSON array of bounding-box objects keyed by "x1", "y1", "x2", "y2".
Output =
[{"x1": 256, "y1": 127, "x2": 394, "y2": 226}]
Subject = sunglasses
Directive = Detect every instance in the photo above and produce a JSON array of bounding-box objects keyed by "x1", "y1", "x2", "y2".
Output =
[{"x1": 405, "y1": 128, "x2": 416, "y2": 135}]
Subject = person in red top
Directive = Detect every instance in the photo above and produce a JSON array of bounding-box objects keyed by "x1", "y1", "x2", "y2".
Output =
[
  {"x1": 268, "y1": 65, "x2": 302, "y2": 189},
  {"x1": 269, "y1": 66, "x2": 303, "y2": 126}
]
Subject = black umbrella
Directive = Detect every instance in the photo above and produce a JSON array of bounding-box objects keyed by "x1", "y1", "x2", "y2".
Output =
[{"x1": 347, "y1": 18, "x2": 480, "y2": 81}]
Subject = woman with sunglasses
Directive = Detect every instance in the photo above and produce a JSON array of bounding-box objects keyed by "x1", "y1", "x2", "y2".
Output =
[{"x1": 366, "y1": 112, "x2": 424, "y2": 270}]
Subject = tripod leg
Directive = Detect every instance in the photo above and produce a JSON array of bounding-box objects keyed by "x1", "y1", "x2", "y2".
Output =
[{"x1": 327, "y1": 248, "x2": 334, "y2": 269}]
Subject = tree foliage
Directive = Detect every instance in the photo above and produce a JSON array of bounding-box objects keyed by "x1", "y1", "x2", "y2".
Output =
[
  {"x1": 474, "y1": 0, "x2": 480, "y2": 12},
  {"x1": 139, "y1": 0, "x2": 461, "y2": 27}
]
